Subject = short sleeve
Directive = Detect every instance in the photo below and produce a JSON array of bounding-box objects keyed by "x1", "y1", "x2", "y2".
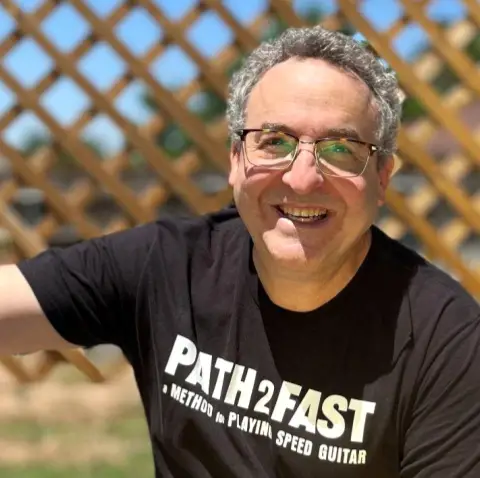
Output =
[
  {"x1": 17, "y1": 223, "x2": 159, "y2": 349},
  {"x1": 400, "y1": 295, "x2": 480, "y2": 477}
]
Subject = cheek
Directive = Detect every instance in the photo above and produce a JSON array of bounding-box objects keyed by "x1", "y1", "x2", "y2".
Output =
[
  {"x1": 335, "y1": 177, "x2": 368, "y2": 203},
  {"x1": 233, "y1": 169, "x2": 282, "y2": 234},
  {"x1": 238, "y1": 166, "x2": 281, "y2": 201},
  {"x1": 333, "y1": 176, "x2": 379, "y2": 214}
]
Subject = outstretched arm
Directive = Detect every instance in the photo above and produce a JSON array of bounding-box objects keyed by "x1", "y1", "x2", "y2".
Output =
[
  {"x1": 0, "y1": 222, "x2": 159, "y2": 357},
  {"x1": 0, "y1": 264, "x2": 75, "y2": 355}
]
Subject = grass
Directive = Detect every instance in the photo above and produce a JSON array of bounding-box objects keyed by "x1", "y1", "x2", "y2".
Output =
[
  {"x1": 0, "y1": 453, "x2": 154, "y2": 478},
  {"x1": 0, "y1": 348, "x2": 155, "y2": 476},
  {"x1": 0, "y1": 405, "x2": 155, "y2": 477}
]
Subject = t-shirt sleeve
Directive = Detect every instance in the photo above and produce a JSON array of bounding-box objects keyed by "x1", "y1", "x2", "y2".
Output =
[
  {"x1": 400, "y1": 294, "x2": 480, "y2": 477},
  {"x1": 17, "y1": 223, "x2": 158, "y2": 349}
]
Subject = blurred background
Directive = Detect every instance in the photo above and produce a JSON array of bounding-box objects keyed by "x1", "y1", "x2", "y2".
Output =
[{"x1": 0, "y1": 0, "x2": 479, "y2": 475}]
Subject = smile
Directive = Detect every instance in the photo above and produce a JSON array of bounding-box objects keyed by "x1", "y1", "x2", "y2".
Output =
[{"x1": 275, "y1": 205, "x2": 329, "y2": 223}]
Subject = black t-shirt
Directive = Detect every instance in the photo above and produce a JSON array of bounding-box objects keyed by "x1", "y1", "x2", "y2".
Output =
[{"x1": 18, "y1": 207, "x2": 480, "y2": 477}]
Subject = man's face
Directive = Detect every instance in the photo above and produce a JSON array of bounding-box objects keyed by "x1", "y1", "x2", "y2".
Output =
[{"x1": 229, "y1": 58, "x2": 393, "y2": 271}]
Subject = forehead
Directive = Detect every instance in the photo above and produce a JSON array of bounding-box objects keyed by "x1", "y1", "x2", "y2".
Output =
[{"x1": 245, "y1": 58, "x2": 378, "y2": 140}]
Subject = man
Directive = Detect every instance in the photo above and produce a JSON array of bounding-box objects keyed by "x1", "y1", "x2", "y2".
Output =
[{"x1": 1, "y1": 26, "x2": 479, "y2": 477}]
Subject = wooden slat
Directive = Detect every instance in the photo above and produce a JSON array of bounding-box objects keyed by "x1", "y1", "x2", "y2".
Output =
[
  {"x1": 464, "y1": 0, "x2": 480, "y2": 29},
  {"x1": 386, "y1": 151, "x2": 473, "y2": 240},
  {"x1": 0, "y1": 1, "x2": 132, "y2": 136},
  {"x1": 269, "y1": 0, "x2": 305, "y2": 28},
  {"x1": 397, "y1": 130, "x2": 480, "y2": 234},
  {"x1": 0, "y1": 65, "x2": 152, "y2": 223},
  {"x1": 57, "y1": 349, "x2": 106, "y2": 383},
  {"x1": 0, "y1": 139, "x2": 101, "y2": 238},
  {"x1": 385, "y1": 187, "x2": 480, "y2": 298},
  {"x1": 385, "y1": 15, "x2": 409, "y2": 41},
  {"x1": 0, "y1": 0, "x2": 478, "y2": 383},
  {"x1": 0, "y1": 0, "x2": 57, "y2": 58},
  {"x1": 0, "y1": 0, "x2": 224, "y2": 229},
  {"x1": 338, "y1": 0, "x2": 480, "y2": 168},
  {"x1": 0, "y1": 180, "x2": 19, "y2": 204},
  {"x1": 402, "y1": 0, "x2": 480, "y2": 97},
  {"x1": 0, "y1": 356, "x2": 33, "y2": 383},
  {"x1": 32, "y1": 351, "x2": 65, "y2": 381},
  {"x1": 412, "y1": 20, "x2": 477, "y2": 81},
  {"x1": 202, "y1": 0, "x2": 259, "y2": 51},
  {"x1": 0, "y1": 195, "x2": 46, "y2": 257},
  {"x1": 68, "y1": 0, "x2": 230, "y2": 171},
  {"x1": 138, "y1": 0, "x2": 228, "y2": 98},
  {"x1": 3, "y1": 0, "x2": 219, "y2": 216}
]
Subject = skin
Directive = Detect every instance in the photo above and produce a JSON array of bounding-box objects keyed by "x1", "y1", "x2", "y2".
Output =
[{"x1": 229, "y1": 58, "x2": 394, "y2": 312}]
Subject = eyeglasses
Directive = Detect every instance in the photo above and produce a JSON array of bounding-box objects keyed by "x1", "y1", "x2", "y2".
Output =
[{"x1": 236, "y1": 128, "x2": 382, "y2": 178}]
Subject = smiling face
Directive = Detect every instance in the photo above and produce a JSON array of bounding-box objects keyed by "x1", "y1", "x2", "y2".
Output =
[{"x1": 229, "y1": 58, "x2": 393, "y2": 273}]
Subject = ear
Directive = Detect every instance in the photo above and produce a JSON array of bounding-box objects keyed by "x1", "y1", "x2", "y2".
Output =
[
  {"x1": 228, "y1": 142, "x2": 241, "y2": 187},
  {"x1": 377, "y1": 155, "x2": 394, "y2": 206}
]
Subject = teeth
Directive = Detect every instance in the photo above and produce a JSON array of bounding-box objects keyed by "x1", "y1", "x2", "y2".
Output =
[{"x1": 279, "y1": 206, "x2": 327, "y2": 218}]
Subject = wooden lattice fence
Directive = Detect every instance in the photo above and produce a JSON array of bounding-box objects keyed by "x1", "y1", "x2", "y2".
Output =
[{"x1": 0, "y1": 0, "x2": 478, "y2": 384}]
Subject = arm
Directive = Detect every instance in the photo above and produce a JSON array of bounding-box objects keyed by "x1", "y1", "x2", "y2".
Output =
[
  {"x1": 401, "y1": 306, "x2": 480, "y2": 477},
  {"x1": 0, "y1": 264, "x2": 75, "y2": 355},
  {"x1": 0, "y1": 223, "x2": 159, "y2": 357}
]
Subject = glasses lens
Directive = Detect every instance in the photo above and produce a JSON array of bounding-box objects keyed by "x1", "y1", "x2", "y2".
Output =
[
  {"x1": 315, "y1": 139, "x2": 369, "y2": 176},
  {"x1": 244, "y1": 130, "x2": 296, "y2": 167}
]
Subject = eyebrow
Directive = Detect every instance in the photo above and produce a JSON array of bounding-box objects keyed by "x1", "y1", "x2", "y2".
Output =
[{"x1": 260, "y1": 122, "x2": 362, "y2": 141}]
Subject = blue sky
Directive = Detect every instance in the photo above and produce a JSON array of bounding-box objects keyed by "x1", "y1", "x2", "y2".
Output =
[{"x1": 0, "y1": 0, "x2": 469, "y2": 155}]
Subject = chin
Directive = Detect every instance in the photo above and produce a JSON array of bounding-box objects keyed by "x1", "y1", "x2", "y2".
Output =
[{"x1": 261, "y1": 232, "x2": 324, "y2": 268}]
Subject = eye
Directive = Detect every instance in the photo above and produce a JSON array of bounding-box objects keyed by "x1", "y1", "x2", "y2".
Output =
[
  {"x1": 257, "y1": 133, "x2": 296, "y2": 155},
  {"x1": 266, "y1": 137, "x2": 285, "y2": 145},
  {"x1": 260, "y1": 135, "x2": 289, "y2": 146},
  {"x1": 319, "y1": 142, "x2": 350, "y2": 154}
]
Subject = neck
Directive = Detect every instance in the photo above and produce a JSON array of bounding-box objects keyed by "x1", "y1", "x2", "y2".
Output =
[{"x1": 253, "y1": 231, "x2": 372, "y2": 312}]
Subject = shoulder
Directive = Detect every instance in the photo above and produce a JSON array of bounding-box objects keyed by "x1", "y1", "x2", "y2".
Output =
[
  {"x1": 151, "y1": 204, "x2": 246, "y2": 254},
  {"x1": 100, "y1": 205, "x2": 248, "y2": 276},
  {"x1": 24, "y1": 205, "x2": 247, "y2": 276},
  {"x1": 102, "y1": 204, "x2": 244, "y2": 250},
  {"x1": 371, "y1": 226, "x2": 480, "y2": 337}
]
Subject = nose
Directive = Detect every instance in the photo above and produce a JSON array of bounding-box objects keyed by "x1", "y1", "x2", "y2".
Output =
[{"x1": 282, "y1": 147, "x2": 324, "y2": 195}]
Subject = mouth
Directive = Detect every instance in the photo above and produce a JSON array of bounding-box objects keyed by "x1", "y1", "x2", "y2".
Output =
[{"x1": 274, "y1": 205, "x2": 330, "y2": 224}]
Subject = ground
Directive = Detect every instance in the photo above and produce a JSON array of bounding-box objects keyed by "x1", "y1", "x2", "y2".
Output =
[{"x1": 0, "y1": 352, "x2": 154, "y2": 477}]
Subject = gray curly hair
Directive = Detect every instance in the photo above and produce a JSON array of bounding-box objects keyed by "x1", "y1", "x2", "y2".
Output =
[{"x1": 226, "y1": 26, "x2": 403, "y2": 165}]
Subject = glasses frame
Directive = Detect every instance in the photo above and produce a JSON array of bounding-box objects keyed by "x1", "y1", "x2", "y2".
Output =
[{"x1": 236, "y1": 128, "x2": 382, "y2": 178}]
